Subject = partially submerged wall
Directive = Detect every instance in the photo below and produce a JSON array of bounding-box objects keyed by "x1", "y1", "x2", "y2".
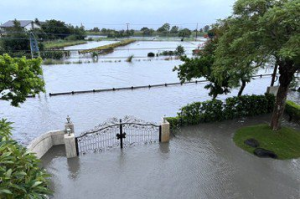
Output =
[{"x1": 27, "y1": 130, "x2": 65, "y2": 159}]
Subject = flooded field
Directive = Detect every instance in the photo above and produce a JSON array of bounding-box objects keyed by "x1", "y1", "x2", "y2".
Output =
[{"x1": 0, "y1": 40, "x2": 298, "y2": 144}]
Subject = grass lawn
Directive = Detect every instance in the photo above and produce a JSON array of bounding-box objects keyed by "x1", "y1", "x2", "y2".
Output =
[{"x1": 234, "y1": 124, "x2": 300, "y2": 159}]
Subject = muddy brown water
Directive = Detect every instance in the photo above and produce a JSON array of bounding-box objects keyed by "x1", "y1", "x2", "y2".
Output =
[{"x1": 42, "y1": 114, "x2": 300, "y2": 199}]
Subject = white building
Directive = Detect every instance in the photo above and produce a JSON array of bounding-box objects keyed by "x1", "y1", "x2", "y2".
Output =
[{"x1": 0, "y1": 20, "x2": 41, "y2": 33}]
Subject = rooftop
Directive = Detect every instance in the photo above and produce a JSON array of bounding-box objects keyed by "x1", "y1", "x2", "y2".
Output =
[{"x1": 0, "y1": 20, "x2": 34, "y2": 28}]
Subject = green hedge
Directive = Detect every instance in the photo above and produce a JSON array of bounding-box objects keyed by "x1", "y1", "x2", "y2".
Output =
[
  {"x1": 285, "y1": 100, "x2": 300, "y2": 121},
  {"x1": 166, "y1": 94, "x2": 275, "y2": 129}
]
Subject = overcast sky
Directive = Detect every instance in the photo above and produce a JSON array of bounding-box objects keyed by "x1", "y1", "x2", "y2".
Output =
[{"x1": 0, "y1": 0, "x2": 236, "y2": 30}]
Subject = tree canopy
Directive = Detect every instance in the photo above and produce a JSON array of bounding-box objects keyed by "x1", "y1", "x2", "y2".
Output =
[
  {"x1": 0, "y1": 54, "x2": 45, "y2": 106},
  {"x1": 213, "y1": 0, "x2": 299, "y2": 130},
  {"x1": 174, "y1": 0, "x2": 299, "y2": 130},
  {"x1": 41, "y1": 19, "x2": 86, "y2": 40},
  {"x1": 174, "y1": 38, "x2": 231, "y2": 99},
  {"x1": 178, "y1": 28, "x2": 192, "y2": 38}
]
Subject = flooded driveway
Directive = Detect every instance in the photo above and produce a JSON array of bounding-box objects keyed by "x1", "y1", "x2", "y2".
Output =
[{"x1": 42, "y1": 114, "x2": 300, "y2": 199}]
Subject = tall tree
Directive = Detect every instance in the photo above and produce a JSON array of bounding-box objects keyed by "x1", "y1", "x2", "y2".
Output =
[
  {"x1": 178, "y1": 28, "x2": 192, "y2": 38},
  {"x1": 41, "y1": 19, "x2": 70, "y2": 40},
  {"x1": 203, "y1": 25, "x2": 210, "y2": 32},
  {"x1": 140, "y1": 27, "x2": 150, "y2": 36},
  {"x1": 157, "y1": 23, "x2": 170, "y2": 36},
  {"x1": 170, "y1": 26, "x2": 179, "y2": 34},
  {"x1": 213, "y1": 0, "x2": 300, "y2": 130}
]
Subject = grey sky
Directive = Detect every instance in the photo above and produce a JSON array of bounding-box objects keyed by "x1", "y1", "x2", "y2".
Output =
[{"x1": 0, "y1": 0, "x2": 236, "y2": 30}]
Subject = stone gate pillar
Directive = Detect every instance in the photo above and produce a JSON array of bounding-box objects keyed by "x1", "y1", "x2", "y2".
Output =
[
  {"x1": 161, "y1": 117, "x2": 170, "y2": 143},
  {"x1": 64, "y1": 116, "x2": 77, "y2": 158}
]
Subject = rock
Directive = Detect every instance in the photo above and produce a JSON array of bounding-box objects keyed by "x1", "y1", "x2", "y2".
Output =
[
  {"x1": 244, "y1": 138, "x2": 260, "y2": 148},
  {"x1": 254, "y1": 148, "x2": 278, "y2": 159}
]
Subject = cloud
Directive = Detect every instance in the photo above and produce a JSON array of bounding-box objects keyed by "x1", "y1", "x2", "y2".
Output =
[{"x1": 0, "y1": 0, "x2": 236, "y2": 29}]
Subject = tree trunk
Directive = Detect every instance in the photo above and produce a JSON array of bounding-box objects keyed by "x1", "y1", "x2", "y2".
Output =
[
  {"x1": 270, "y1": 64, "x2": 278, "y2": 86},
  {"x1": 238, "y1": 80, "x2": 246, "y2": 97},
  {"x1": 270, "y1": 60, "x2": 297, "y2": 130},
  {"x1": 270, "y1": 85, "x2": 289, "y2": 130}
]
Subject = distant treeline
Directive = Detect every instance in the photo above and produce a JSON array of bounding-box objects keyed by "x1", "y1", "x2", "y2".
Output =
[{"x1": 86, "y1": 23, "x2": 211, "y2": 38}]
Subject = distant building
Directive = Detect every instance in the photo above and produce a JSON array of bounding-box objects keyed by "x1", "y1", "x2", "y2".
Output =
[{"x1": 0, "y1": 20, "x2": 41, "y2": 35}]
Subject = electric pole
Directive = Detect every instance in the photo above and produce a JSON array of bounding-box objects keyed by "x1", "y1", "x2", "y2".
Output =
[
  {"x1": 195, "y1": 23, "x2": 198, "y2": 41},
  {"x1": 126, "y1": 23, "x2": 129, "y2": 38}
]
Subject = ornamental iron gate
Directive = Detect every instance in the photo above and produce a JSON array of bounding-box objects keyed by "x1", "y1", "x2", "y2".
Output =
[{"x1": 75, "y1": 116, "x2": 161, "y2": 155}]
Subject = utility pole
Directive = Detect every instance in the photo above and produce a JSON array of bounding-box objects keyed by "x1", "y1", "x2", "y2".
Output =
[
  {"x1": 195, "y1": 23, "x2": 198, "y2": 41},
  {"x1": 126, "y1": 23, "x2": 129, "y2": 38}
]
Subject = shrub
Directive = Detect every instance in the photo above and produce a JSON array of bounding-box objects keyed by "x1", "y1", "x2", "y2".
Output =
[
  {"x1": 40, "y1": 51, "x2": 66, "y2": 60},
  {"x1": 65, "y1": 35, "x2": 78, "y2": 41},
  {"x1": 160, "y1": 50, "x2": 175, "y2": 56},
  {"x1": 92, "y1": 52, "x2": 98, "y2": 58},
  {"x1": 0, "y1": 119, "x2": 51, "y2": 198},
  {"x1": 147, "y1": 52, "x2": 155, "y2": 57},
  {"x1": 285, "y1": 100, "x2": 300, "y2": 122},
  {"x1": 126, "y1": 55, "x2": 134, "y2": 62},
  {"x1": 175, "y1": 45, "x2": 185, "y2": 56},
  {"x1": 173, "y1": 94, "x2": 275, "y2": 126},
  {"x1": 165, "y1": 116, "x2": 181, "y2": 130}
]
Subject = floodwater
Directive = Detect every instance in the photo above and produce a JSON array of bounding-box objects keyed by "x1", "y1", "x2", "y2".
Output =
[
  {"x1": 42, "y1": 114, "x2": 300, "y2": 199},
  {"x1": 0, "y1": 40, "x2": 298, "y2": 145}
]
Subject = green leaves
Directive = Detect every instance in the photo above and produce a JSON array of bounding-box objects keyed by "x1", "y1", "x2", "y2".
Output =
[
  {"x1": 0, "y1": 54, "x2": 45, "y2": 107},
  {"x1": 0, "y1": 120, "x2": 52, "y2": 198},
  {"x1": 177, "y1": 94, "x2": 275, "y2": 125}
]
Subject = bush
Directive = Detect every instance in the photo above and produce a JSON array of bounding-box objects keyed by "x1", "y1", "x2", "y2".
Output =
[
  {"x1": 175, "y1": 45, "x2": 185, "y2": 56},
  {"x1": 0, "y1": 119, "x2": 51, "y2": 198},
  {"x1": 147, "y1": 52, "x2": 155, "y2": 57},
  {"x1": 4, "y1": 51, "x2": 31, "y2": 59},
  {"x1": 172, "y1": 94, "x2": 275, "y2": 126},
  {"x1": 40, "y1": 51, "x2": 69, "y2": 60},
  {"x1": 285, "y1": 100, "x2": 300, "y2": 122},
  {"x1": 65, "y1": 35, "x2": 78, "y2": 41},
  {"x1": 126, "y1": 55, "x2": 134, "y2": 62},
  {"x1": 160, "y1": 50, "x2": 175, "y2": 56},
  {"x1": 165, "y1": 116, "x2": 181, "y2": 130}
]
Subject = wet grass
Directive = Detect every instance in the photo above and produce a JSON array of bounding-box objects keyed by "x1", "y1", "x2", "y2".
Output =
[
  {"x1": 79, "y1": 39, "x2": 136, "y2": 54},
  {"x1": 234, "y1": 124, "x2": 300, "y2": 159},
  {"x1": 44, "y1": 40, "x2": 87, "y2": 49}
]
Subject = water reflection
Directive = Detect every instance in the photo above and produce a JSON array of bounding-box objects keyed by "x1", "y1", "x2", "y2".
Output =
[
  {"x1": 67, "y1": 157, "x2": 80, "y2": 180},
  {"x1": 159, "y1": 142, "x2": 170, "y2": 154}
]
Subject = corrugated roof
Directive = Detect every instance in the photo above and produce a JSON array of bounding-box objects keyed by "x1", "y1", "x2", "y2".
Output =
[{"x1": 0, "y1": 20, "x2": 33, "y2": 28}]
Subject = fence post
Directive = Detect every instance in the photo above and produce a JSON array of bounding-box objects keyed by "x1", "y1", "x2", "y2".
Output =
[
  {"x1": 64, "y1": 116, "x2": 78, "y2": 158},
  {"x1": 160, "y1": 117, "x2": 170, "y2": 143}
]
